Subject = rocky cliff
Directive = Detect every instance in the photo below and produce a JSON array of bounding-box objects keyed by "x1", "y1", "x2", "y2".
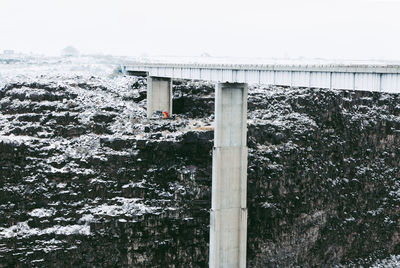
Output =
[{"x1": 1, "y1": 58, "x2": 400, "y2": 267}]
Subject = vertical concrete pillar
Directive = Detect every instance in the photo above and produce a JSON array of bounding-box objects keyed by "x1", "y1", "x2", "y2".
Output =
[
  {"x1": 147, "y1": 76, "x2": 172, "y2": 118},
  {"x1": 210, "y1": 83, "x2": 248, "y2": 268}
]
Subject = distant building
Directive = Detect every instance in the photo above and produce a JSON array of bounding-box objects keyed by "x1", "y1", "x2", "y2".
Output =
[
  {"x1": 61, "y1": 46, "x2": 79, "y2": 57},
  {"x1": 3, "y1": 50, "x2": 14, "y2": 55}
]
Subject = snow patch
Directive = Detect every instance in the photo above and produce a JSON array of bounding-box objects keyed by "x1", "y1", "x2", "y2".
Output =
[
  {"x1": 371, "y1": 255, "x2": 400, "y2": 267},
  {"x1": 0, "y1": 222, "x2": 90, "y2": 238},
  {"x1": 77, "y1": 197, "x2": 160, "y2": 217},
  {"x1": 28, "y1": 208, "x2": 56, "y2": 218}
]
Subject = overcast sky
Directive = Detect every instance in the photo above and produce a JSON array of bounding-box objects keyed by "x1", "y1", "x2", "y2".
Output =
[{"x1": 1, "y1": 0, "x2": 400, "y2": 60}]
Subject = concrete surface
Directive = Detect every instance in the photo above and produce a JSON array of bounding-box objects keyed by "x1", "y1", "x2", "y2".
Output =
[
  {"x1": 147, "y1": 76, "x2": 172, "y2": 118},
  {"x1": 210, "y1": 82, "x2": 248, "y2": 268}
]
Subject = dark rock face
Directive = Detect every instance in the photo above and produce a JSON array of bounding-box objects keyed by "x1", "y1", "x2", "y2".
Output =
[
  {"x1": 246, "y1": 88, "x2": 400, "y2": 267},
  {"x1": 172, "y1": 80, "x2": 215, "y2": 118},
  {"x1": 1, "y1": 71, "x2": 400, "y2": 267},
  {"x1": 0, "y1": 76, "x2": 212, "y2": 267}
]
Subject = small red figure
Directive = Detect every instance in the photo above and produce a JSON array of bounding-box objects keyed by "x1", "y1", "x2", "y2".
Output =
[{"x1": 162, "y1": 111, "x2": 169, "y2": 118}]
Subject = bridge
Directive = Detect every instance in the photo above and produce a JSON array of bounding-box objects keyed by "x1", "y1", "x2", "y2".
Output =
[
  {"x1": 123, "y1": 61, "x2": 400, "y2": 268},
  {"x1": 123, "y1": 62, "x2": 400, "y2": 93}
]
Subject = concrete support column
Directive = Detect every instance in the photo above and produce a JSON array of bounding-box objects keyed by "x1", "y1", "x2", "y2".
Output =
[
  {"x1": 210, "y1": 83, "x2": 248, "y2": 268},
  {"x1": 147, "y1": 76, "x2": 172, "y2": 118}
]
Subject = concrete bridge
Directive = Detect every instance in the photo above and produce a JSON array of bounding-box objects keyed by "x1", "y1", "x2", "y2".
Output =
[
  {"x1": 123, "y1": 62, "x2": 400, "y2": 93},
  {"x1": 123, "y1": 62, "x2": 400, "y2": 268}
]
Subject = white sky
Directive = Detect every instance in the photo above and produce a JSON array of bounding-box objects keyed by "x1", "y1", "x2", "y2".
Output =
[{"x1": 1, "y1": 0, "x2": 400, "y2": 60}]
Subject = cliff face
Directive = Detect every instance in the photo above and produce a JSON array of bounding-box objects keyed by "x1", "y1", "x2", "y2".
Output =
[
  {"x1": 1, "y1": 60, "x2": 400, "y2": 267},
  {"x1": 246, "y1": 88, "x2": 400, "y2": 267}
]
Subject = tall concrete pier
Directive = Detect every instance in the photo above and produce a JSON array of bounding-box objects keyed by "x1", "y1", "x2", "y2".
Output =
[
  {"x1": 210, "y1": 83, "x2": 248, "y2": 268},
  {"x1": 147, "y1": 76, "x2": 172, "y2": 118}
]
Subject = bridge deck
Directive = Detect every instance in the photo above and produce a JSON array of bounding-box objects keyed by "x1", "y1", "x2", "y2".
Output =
[{"x1": 123, "y1": 62, "x2": 400, "y2": 93}]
